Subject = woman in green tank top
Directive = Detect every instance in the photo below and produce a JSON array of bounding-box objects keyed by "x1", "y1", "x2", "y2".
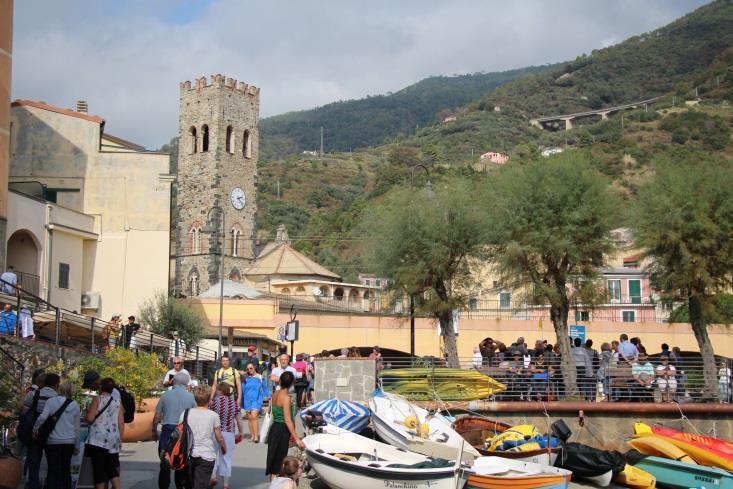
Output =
[{"x1": 265, "y1": 371, "x2": 304, "y2": 480}]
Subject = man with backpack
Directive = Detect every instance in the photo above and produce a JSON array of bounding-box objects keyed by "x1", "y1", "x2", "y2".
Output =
[
  {"x1": 153, "y1": 372, "x2": 196, "y2": 489},
  {"x1": 209, "y1": 355, "x2": 242, "y2": 406},
  {"x1": 21, "y1": 372, "x2": 60, "y2": 489}
]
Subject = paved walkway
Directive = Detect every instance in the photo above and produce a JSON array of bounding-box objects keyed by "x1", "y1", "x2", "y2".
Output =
[{"x1": 120, "y1": 438, "x2": 270, "y2": 489}]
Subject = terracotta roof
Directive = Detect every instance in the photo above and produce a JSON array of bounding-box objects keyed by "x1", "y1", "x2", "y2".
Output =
[
  {"x1": 12, "y1": 99, "x2": 105, "y2": 124},
  {"x1": 624, "y1": 252, "x2": 644, "y2": 263},
  {"x1": 246, "y1": 242, "x2": 341, "y2": 280},
  {"x1": 102, "y1": 132, "x2": 145, "y2": 150}
]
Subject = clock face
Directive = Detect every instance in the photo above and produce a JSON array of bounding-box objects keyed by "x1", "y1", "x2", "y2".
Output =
[{"x1": 230, "y1": 187, "x2": 246, "y2": 210}]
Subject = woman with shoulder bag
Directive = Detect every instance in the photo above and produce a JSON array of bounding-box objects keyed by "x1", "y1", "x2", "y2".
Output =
[
  {"x1": 85, "y1": 378, "x2": 124, "y2": 489},
  {"x1": 209, "y1": 383, "x2": 244, "y2": 489},
  {"x1": 33, "y1": 382, "x2": 80, "y2": 489}
]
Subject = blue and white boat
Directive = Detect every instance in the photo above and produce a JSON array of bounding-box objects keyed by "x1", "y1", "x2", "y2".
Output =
[{"x1": 300, "y1": 399, "x2": 371, "y2": 433}]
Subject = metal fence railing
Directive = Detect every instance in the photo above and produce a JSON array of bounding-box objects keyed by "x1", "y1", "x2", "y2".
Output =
[
  {"x1": 277, "y1": 295, "x2": 672, "y2": 323},
  {"x1": 0, "y1": 276, "x2": 220, "y2": 379},
  {"x1": 377, "y1": 355, "x2": 732, "y2": 403}
]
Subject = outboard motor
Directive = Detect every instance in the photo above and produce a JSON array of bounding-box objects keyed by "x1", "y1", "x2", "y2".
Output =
[
  {"x1": 302, "y1": 409, "x2": 328, "y2": 433},
  {"x1": 550, "y1": 419, "x2": 573, "y2": 442}
]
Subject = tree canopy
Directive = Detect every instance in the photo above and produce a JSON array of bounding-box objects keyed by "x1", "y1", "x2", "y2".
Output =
[
  {"x1": 138, "y1": 291, "x2": 206, "y2": 350},
  {"x1": 633, "y1": 156, "x2": 733, "y2": 399},
  {"x1": 487, "y1": 152, "x2": 619, "y2": 395},
  {"x1": 360, "y1": 177, "x2": 492, "y2": 366}
]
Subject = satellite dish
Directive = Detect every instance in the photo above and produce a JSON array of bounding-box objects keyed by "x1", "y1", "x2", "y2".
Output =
[{"x1": 312, "y1": 287, "x2": 323, "y2": 296}]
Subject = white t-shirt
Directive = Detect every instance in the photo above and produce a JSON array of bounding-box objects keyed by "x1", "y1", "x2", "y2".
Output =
[
  {"x1": 181, "y1": 408, "x2": 220, "y2": 461},
  {"x1": 164, "y1": 368, "x2": 191, "y2": 389},
  {"x1": 271, "y1": 365, "x2": 299, "y2": 391}
]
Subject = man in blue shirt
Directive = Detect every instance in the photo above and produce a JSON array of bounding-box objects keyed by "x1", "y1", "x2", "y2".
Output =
[
  {"x1": 618, "y1": 333, "x2": 638, "y2": 365},
  {"x1": 153, "y1": 371, "x2": 196, "y2": 489},
  {"x1": 0, "y1": 266, "x2": 17, "y2": 295},
  {"x1": 0, "y1": 304, "x2": 17, "y2": 335}
]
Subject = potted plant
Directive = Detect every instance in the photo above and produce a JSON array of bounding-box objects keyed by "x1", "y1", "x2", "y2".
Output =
[{"x1": 0, "y1": 425, "x2": 21, "y2": 489}]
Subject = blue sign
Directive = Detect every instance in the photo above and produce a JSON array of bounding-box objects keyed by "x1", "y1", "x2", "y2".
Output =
[{"x1": 569, "y1": 325, "x2": 586, "y2": 343}]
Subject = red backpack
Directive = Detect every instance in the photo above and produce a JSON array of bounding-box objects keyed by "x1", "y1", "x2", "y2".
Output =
[{"x1": 162, "y1": 409, "x2": 193, "y2": 471}]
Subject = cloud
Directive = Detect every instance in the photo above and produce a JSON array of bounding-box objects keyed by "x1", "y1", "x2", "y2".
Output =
[{"x1": 11, "y1": 0, "x2": 708, "y2": 149}]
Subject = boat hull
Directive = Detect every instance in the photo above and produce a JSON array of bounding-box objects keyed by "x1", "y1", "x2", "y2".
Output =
[
  {"x1": 306, "y1": 449, "x2": 459, "y2": 489},
  {"x1": 465, "y1": 473, "x2": 570, "y2": 489},
  {"x1": 370, "y1": 392, "x2": 480, "y2": 461},
  {"x1": 628, "y1": 435, "x2": 697, "y2": 465},
  {"x1": 629, "y1": 455, "x2": 733, "y2": 489},
  {"x1": 380, "y1": 368, "x2": 505, "y2": 401},
  {"x1": 464, "y1": 457, "x2": 571, "y2": 489}
]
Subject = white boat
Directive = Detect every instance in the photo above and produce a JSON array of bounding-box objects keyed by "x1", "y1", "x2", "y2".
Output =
[
  {"x1": 369, "y1": 390, "x2": 480, "y2": 462},
  {"x1": 303, "y1": 430, "x2": 463, "y2": 489},
  {"x1": 463, "y1": 456, "x2": 572, "y2": 489}
]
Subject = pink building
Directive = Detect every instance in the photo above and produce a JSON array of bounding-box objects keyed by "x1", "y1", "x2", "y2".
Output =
[{"x1": 479, "y1": 151, "x2": 509, "y2": 165}]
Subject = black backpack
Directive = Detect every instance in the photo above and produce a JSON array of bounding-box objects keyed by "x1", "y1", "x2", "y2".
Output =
[
  {"x1": 35, "y1": 398, "x2": 73, "y2": 447},
  {"x1": 17, "y1": 390, "x2": 49, "y2": 445},
  {"x1": 117, "y1": 386, "x2": 136, "y2": 423}
]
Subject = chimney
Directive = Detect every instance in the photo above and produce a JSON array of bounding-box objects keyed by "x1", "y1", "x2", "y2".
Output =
[{"x1": 76, "y1": 100, "x2": 88, "y2": 113}]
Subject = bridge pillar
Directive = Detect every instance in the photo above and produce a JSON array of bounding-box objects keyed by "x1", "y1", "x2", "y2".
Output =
[
  {"x1": 600, "y1": 111, "x2": 609, "y2": 120},
  {"x1": 529, "y1": 119, "x2": 541, "y2": 129},
  {"x1": 562, "y1": 117, "x2": 574, "y2": 131}
]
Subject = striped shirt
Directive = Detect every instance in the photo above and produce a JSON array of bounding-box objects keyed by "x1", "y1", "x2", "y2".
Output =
[{"x1": 209, "y1": 395, "x2": 240, "y2": 433}]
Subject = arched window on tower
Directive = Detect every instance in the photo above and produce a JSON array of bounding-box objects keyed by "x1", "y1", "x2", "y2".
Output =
[
  {"x1": 230, "y1": 227, "x2": 242, "y2": 257},
  {"x1": 190, "y1": 226, "x2": 202, "y2": 254},
  {"x1": 202, "y1": 125, "x2": 210, "y2": 152},
  {"x1": 226, "y1": 126, "x2": 234, "y2": 154},
  {"x1": 189, "y1": 126, "x2": 197, "y2": 154},
  {"x1": 190, "y1": 272, "x2": 199, "y2": 297},
  {"x1": 242, "y1": 129, "x2": 251, "y2": 158}
]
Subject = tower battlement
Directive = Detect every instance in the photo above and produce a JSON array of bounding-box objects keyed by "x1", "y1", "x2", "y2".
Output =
[{"x1": 180, "y1": 74, "x2": 260, "y2": 98}]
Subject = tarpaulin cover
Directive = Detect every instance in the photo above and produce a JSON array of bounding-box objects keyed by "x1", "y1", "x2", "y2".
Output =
[{"x1": 555, "y1": 442, "x2": 626, "y2": 479}]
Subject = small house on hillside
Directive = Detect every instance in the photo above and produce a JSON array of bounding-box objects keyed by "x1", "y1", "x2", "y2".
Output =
[{"x1": 479, "y1": 151, "x2": 509, "y2": 165}]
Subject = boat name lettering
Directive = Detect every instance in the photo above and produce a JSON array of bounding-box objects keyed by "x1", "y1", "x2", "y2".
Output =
[
  {"x1": 383, "y1": 481, "x2": 420, "y2": 489},
  {"x1": 693, "y1": 475, "x2": 716, "y2": 484}
]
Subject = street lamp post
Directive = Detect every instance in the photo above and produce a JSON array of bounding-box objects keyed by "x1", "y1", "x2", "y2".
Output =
[
  {"x1": 205, "y1": 206, "x2": 226, "y2": 359},
  {"x1": 408, "y1": 164, "x2": 433, "y2": 358}
]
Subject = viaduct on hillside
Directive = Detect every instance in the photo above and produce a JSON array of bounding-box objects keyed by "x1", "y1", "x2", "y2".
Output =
[{"x1": 530, "y1": 97, "x2": 660, "y2": 131}]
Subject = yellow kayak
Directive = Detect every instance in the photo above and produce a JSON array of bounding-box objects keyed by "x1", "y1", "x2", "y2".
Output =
[
  {"x1": 615, "y1": 464, "x2": 657, "y2": 489},
  {"x1": 380, "y1": 368, "x2": 505, "y2": 400},
  {"x1": 629, "y1": 435, "x2": 697, "y2": 465}
]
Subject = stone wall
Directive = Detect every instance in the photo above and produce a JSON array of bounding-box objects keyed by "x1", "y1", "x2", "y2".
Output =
[
  {"x1": 0, "y1": 336, "x2": 95, "y2": 378},
  {"x1": 314, "y1": 358, "x2": 376, "y2": 403}
]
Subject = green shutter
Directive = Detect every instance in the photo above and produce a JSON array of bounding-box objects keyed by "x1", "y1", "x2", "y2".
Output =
[{"x1": 629, "y1": 280, "x2": 641, "y2": 304}]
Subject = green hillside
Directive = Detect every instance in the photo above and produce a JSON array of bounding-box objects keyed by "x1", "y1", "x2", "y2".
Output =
[
  {"x1": 259, "y1": 64, "x2": 559, "y2": 160},
  {"x1": 254, "y1": 1, "x2": 733, "y2": 280},
  {"x1": 397, "y1": 0, "x2": 733, "y2": 163}
]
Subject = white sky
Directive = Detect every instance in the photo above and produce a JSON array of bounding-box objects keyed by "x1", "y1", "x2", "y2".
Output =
[{"x1": 11, "y1": 0, "x2": 709, "y2": 149}]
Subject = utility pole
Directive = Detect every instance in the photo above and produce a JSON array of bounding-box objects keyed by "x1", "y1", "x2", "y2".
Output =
[
  {"x1": 695, "y1": 86, "x2": 699, "y2": 99},
  {"x1": 672, "y1": 96, "x2": 676, "y2": 107},
  {"x1": 319, "y1": 126, "x2": 324, "y2": 157},
  {"x1": 276, "y1": 180, "x2": 280, "y2": 200}
]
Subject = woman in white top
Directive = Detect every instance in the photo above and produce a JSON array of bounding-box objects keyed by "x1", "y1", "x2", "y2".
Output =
[
  {"x1": 185, "y1": 385, "x2": 227, "y2": 489},
  {"x1": 655, "y1": 356, "x2": 677, "y2": 402},
  {"x1": 85, "y1": 378, "x2": 124, "y2": 489},
  {"x1": 268, "y1": 456, "x2": 302, "y2": 489},
  {"x1": 33, "y1": 382, "x2": 80, "y2": 489},
  {"x1": 719, "y1": 361, "x2": 731, "y2": 403}
]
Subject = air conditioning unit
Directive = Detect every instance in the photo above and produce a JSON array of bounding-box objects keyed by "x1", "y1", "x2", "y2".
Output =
[{"x1": 81, "y1": 292, "x2": 101, "y2": 310}]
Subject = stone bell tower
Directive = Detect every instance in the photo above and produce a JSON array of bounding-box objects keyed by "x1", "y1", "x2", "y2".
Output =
[{"x1": 173, "y1": 74, "x2": 259, "y2": 296}]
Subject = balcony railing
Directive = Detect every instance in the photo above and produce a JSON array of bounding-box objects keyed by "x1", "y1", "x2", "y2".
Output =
[{"x1": 276, "y1": 295, "x2": 671, "y2": 322}]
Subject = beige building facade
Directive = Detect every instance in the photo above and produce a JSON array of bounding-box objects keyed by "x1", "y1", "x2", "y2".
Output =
[
  {"x1": 0, "y1": 0, "x2": 12, "y2": 267},
  {"x1": 8, "y1": 100, "x2": 173, "y2": 318}
]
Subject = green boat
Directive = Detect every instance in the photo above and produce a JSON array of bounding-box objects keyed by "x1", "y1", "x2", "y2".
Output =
[{"x1": 627, "y1": 451, "x2": 733, "y2": 489}]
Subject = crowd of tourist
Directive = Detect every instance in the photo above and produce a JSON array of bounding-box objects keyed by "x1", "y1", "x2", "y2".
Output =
[{"x1": 473, "y1": 334, "x2": 732, "y2": 403}]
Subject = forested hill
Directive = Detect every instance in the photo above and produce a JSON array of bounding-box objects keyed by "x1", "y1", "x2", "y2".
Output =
[
  {"x1": 394, "y1": 0, "x2": 733, "y2": 162},
  {"x1": 259, "y1": 64, "x2": 559, "y2": 160}
]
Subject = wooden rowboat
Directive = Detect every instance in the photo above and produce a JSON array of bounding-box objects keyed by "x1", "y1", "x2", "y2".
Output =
[
  {"x1": 453, "y1": 416, "x2": 560, "y2": 466},
  {"x1": 463, "y1": 456, "x2": 572, "y2": 489}
]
